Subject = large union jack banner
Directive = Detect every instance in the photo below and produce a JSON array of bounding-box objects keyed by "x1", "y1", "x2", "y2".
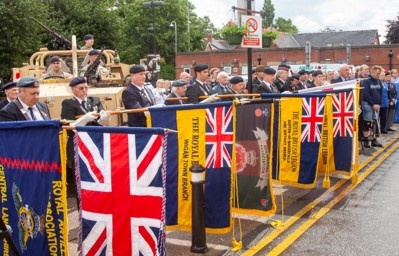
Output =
[
  {"x1": 205, "y1": 106, "x2": 233, "y2": 169},
  {"x1": 301, "y1": 96, "x2": 325, "y2": 143},
  {"x1": 75, "y1": 126, "x2": 166, "y2": 256},
  {"x1": 332, "y1": 89, "x2": 354, "y2": 172}
]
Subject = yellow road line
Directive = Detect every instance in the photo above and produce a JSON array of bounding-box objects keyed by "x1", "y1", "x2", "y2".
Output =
[
  {"x1": 242, "y1": 134, "x2": 399, "y2": 256},
  {"x1": 267, "y1": 139, "x2": 399, "y2": 256}
]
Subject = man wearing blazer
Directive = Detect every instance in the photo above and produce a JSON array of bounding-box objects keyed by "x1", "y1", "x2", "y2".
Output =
[
  {"x1": 122, "y1": 65, "x2": 156, "y2": 127},
  {"x1": 256, "y1": 67, "x2": 280, "y2": 94},
  {"x1": 164, "y1": 80, "x2": 188, "y2": 105},
  {"x1": 331, "y1": 64, "x2": 351, "y2": 84},
  {"x1": 0, "y1": 81, "x2": 18, "y2": 110},
  {"x1": 186, "y1": 64, "x2": 212, "y2": 103},
  {"x1": 0, "y1": 76, "x2": 51, "y2": 121}
]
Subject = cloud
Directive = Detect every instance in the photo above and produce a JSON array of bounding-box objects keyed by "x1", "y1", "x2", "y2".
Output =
[{"x1": 190, "y1": 0, "x2": 399, "y2": 39}]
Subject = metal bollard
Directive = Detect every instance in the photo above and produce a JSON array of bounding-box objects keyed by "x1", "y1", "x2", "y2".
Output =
[{"x1": 190, "y1": 164, "x2": 208, "y2": 253}]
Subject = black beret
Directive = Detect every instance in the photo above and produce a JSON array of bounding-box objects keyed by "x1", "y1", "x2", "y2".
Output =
[
  {"x1": 88, "y1": 49, "x2": 100, "y2": 56},
  {"x1": 84, "y1": 34, "x2": 93, "y2": 40},
  {"x1": 2, "y1": 82, "x2": 17, "y2": 91},
  {"x1": 50, "y1": 56, "x2": 61, "y2": 64},
  {"x1": 17, "y1": 76, "x2": 39, "y2": 88},
  {"x1": 229, "y1": 76, "x2": 244, "y2": 84},
  {"x1": 172, "y1": 79, "x2": 188, "y2": 87},
  {"x1": 308, "y1": 70, "x2": 314, "y2": 74},
  {"x1": 291, "y1": 74, "x2": 300, "y2": 80},
  {"x1": 385, "y1": 71, "x2": 391, "y2": 76},
  {"x1": 263, "y1": 67, "x2": 276, "y2": 75},
  {"x1": 255, "y1": 65, "x2": 266, "y2": 72},
  {"x1": 194, "y1": 64, "x2": 208, "y2": 73},
  {"x1": 69, "y1": 77, "x2": 86, "y2": 87},
  {"x1": 312, "y1": 70, "x2": 323, "y2": 76},
  {"x1": 130, "y1": 65, "x2": 146, "y2": 74},
  {"x1": 298, "y1": 69, "x2": 308, "y2": 75}
]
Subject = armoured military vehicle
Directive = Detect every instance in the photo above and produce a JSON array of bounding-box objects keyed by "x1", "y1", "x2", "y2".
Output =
[{"x1": 11, "y1": 36, "x2": 132, "y2": 126}]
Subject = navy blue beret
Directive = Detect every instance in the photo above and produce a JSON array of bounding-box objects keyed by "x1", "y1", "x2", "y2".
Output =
[
  {"x1": 291, "y1": 73, "x2": 300, "y2": 80},
  {"x1": 263, "y1": 67, "x2": 276, "y2": 75},
  {"x1": 129, "y1": 65, "x2": 146, "y2": 74},
  {"x1": 50, "y1": 56, "x2": 61, "y2": 63},
  {"x1": 17, "y1": 76, "x2": 39, "y2": 88},
  {"x1": 298, "y1": 69, "x2": 308, "y2": 75},
  {"x1": 2, "y1": 82, "x2": 17, "y2": 91},
  {"x1": 172, "y1": 79, "x2": 188, "y2": 87},
  {"x1": 194, "y1": 64, "x2": 208, "y2": 73},
  {"x1": 229, "y1": 76, "x2": 244, "y2": 84},
  {"x1": 84, "y1": 34, "x2": 93, "y2": 40},
  {"x1": 88, "y1": 49, "x2": 100, "y2": 56},
  {"x1": 312, "y1": 70, "x2": 323, "y2": 76},
  {"x1": 69, "y1": 77, "x2": 86, "y2": 87}
]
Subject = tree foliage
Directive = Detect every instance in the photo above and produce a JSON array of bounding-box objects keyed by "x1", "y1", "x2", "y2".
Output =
[
  {"x1": 261, "y1": 0, "x2": 275, "y2": 29},
  {"x1": 384, "y1": 13, "x2": 399, "y2": 44},
  {"x1": 0, "y1": 0, "x2": 214, "y2": 81},
  {"x1": 274, "y1": 17, "x2": 298, "y2": 34}
]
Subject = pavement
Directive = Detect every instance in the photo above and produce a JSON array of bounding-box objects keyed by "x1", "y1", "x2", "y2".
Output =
[{"x1": 67, "y1": 127, "x2": 399, "y2": 255}]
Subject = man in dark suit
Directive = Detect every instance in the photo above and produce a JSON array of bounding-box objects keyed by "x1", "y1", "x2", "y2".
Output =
[
  {"x1": 61, "y1": 76, "x2": 106, "y2": 204},
  {"x1": 331, "y1": 64, "x2": 350, "y2": 84},
  {"x1": 211, "y1": 71, "x2": 230, "y2": 95},
  {"x1": 0, "y1": 76, "x2": 51, "y2": 121},
  {"x1": 0, "y1": 82, "x2": 18, "y2": 109},
  {"x1": 122, "y1": 65, "x2": 156, "y2": 127},
  {"x1": 256, "y1": 67, "x2": 279, "y2": 94},
  {"x1": 186, "y1": 64, "x2": 212, "y2": 103},
  {"x1": 164, "y1": 80, "x2": 188, "y2": 105}
]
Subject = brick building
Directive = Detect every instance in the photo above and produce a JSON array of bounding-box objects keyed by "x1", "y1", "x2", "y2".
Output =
[{"x1": 175, "y1": 30, "x2": 399, "y2": 77}]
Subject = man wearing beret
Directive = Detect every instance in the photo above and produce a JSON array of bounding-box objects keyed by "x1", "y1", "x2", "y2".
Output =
[
  {"x1": 80, "y1": 34, "x2": 94, "y2": 50},
  {"x1": 186, "y1": 64, "x2": 213, "y2": 103},
  {"x1": 79, "y1": 49, "x2": 110, "y2": 78},
  {"x1": 0, "y1": 76, "x2": 51, "y2": 121},
  {"x1": 250, "y1": 65, "x2": 265, "y2": 92},
  {"x1": 0, "y1": 82, "x2": 18, "y2": 109},
  {"x1": 61, "y1": 77, "x2": 106, "y2": 200},
  {"x1": 286, "y1": 73, "x2": 301, "y2": 92},
  {"x1": 122, "y1": 65, "x2": 156, "y2": 127},
  {"x1": 164, "y1": 80, "x2": 188, "y2": 105},
  {"x1": 297, "y1": 69, "x2": 308, "y2": 90},
  {"x1": 256, "y1": 67, "x2": 280, "y2": 94},
  {"x1": 274, "y1": 65, "x2": 290, "y2": 92},
  {"x1": 220, "y1": 76, "x2": 246, "y2": 101},
  {"x1": 41, "y1": 56, "x2": 73, "y2": 80}
]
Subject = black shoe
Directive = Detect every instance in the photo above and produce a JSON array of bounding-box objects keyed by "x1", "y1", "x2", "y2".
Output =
[
  {"x1": 387, "y1": 128, "x2": 396, "y2": 132},
  {"x1": 381, "y1": 130, "x2": 388, "y2": 134},
  {"x1": 371, "y1": 139, "x2": 383, "y2": 147},
  {"x1": 362, "y1": 138, "x2": 371, "y2": 148}
]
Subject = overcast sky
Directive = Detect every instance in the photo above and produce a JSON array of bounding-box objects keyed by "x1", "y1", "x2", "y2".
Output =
[{"x1": 190, "y1": 0, "x2": 399, "y2": 39}]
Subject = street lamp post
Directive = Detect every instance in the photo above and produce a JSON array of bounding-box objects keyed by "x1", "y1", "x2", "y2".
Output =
[
  {"x1": 170, "y1": 21, "x2": 177, "y2": 54},
  {"x1": 142, "y1": 1, "x2": 165, "y2": 54},
  {"x1": 388, "y1": 49, "x2": 394, "y2": 71}
]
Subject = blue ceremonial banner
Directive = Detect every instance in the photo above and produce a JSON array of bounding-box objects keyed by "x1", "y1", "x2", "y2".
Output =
[
  {"x1": 149, "y1": 102, "x2": 233, "y2": 234},
  {"x1": 0, "y1": 121, "x2": 67, "y2": 255}
]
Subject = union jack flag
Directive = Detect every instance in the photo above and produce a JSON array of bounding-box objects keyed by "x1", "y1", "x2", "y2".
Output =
[
  {"x1": 76, "y1": 127, "x2": 166, "y2": 256},
  {"x1": 205, "y1": 106, "x2": 233, "y2": 168},
  {"x1": 301, "y1": 96, "x2": 325, "y2": 143},
  {"x1": 332, "y1": 91, "x2": 354, "y2": 137}
]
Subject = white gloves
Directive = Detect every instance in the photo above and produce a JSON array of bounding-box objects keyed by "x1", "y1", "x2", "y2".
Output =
[
  {"x1": 200, "y1": 94, "x2": 220, "y2": 103},
  {"x1": 70, "y1": 112, "x2": 97, "y2": 127},
  {"x1": 97, "y1": 110, "x2": 111, "y2": 126}
]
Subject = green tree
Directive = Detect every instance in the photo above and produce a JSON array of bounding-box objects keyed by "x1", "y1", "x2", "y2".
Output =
[
  {"x1": 384, "y1": 13, "x2": 399, "y2": 44},
  {"x1": 0, "y1": 0, "x2": 50, "y2": 81},
  {"x1": 274, "y1": 17, "x2": 298, "y2": 34},
  {"x1": 261, "y1": 0, "x2": 275, "y2": 28}
]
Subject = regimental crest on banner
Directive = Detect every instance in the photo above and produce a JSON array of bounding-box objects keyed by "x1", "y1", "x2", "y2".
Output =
[{"x1": 12, "y1": 183, "x2": 45, "y2": 252}]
